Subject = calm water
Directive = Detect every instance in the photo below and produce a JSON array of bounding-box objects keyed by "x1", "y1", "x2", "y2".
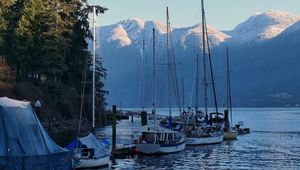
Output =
[{"x1": 98, "y1": 108, "x2": 300, "y2": 169}]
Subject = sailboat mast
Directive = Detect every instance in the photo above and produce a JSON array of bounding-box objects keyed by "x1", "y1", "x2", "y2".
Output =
[
  {"x1": 195, "y1": 54, "x2": 199, "y2": 113},
  {"x1": 140, "y1": 39, "x2": 146, "y2": 111},
  {"x1": 205, "y1": 19, "x2": 219, "y2": 114},
  {"x1": 153, "y1": 28, "x2": 157, "y2": 127},
  {"x1": 226, "y1": 48, "x2": 233, "y2": 126},
  {"x1": 201, "y1": 0, "x2": 208, "y2": 115},
  {"x1": 182, "y1": 78, "x2": 185, "y2": 110},
  {"x1": 92, "y1": 6, "x2": 96, "y2": 128},
  {"x1": 166, "y1": 7, "x2": 172, "y2": 117},
  {"x1": 201, "y1": 0, "x2": 219, "y2": 114},
  {"x1": 226, "y1": 48, "x2": 229, "y2": 112}
]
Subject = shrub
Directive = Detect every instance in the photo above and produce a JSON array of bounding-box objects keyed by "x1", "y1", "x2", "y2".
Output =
[{"x1": 0, "y1": 57, "x2": 15, "y2": 89}]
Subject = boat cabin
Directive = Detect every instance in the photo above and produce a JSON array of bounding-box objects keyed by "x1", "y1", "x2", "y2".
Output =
[{"x1": 137, "y1": 125, "x2": 183, "y2": 145}]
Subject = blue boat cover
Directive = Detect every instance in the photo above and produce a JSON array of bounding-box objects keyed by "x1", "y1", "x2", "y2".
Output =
[
  {"x1": 66, "y1": 139, "x2": 80, "y2": 150},
  {"x1": 0, "y1": 97, "x2": 71, "y2": 169}
]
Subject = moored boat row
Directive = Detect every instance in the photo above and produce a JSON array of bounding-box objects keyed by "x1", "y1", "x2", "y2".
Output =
[
  {"x1": 134, "y1": 9, "x2": 187, "y2": 154},
  {"x1": 134, "y1": 0, "x2": 238, "y2": 156}
]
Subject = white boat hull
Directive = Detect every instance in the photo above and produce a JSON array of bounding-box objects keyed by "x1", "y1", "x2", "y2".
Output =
[
  {"x1": 74, "y1": 155, "x2": 110, "y2": 169},
  {"x1": 159, "y1": 141, "x2": 186, "y2": 154},
  {"x1": 136, "y1": 141, "x2": 186, "y2": 154},
  {"x1": 135, "y1": 143, "x2": 160, "y2": 154},
  {"x1": 224, "y1": 131, "x2": 238, "y2": 140},
  {"x1": 186, "y1": 135, "x2": 223, "y2": 145}
]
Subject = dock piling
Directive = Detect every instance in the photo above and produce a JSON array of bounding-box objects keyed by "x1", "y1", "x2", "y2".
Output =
[
  {"x1": 112, "y1": 105, "x2": 116, "y2": 153},
  {"x1": 141, "y1": 111, "x2": 147, "y2": 126}
]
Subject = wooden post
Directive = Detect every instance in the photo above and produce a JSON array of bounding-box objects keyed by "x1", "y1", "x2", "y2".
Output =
[
  {"x1": 141, "y1": 111, "x2": 147, "y2": 126},
  {"x1": 112, "y1": 105, "x2": 116, "y2": 153},
  {"x1": 224, "y1": 109, "x2": 229, "y2": 132},
  {"x1": 131, "y1": 113, "x2": 133, "y2": 123}
]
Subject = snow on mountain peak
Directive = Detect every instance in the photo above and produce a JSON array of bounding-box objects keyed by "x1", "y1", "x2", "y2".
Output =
[
  {"x1": 287, "y1": 20, "x2": 300, "y2": 32},
  {"x1": 253, "y1": 11, "x2": 261, "y2": 16},
  {"x1": 229, "y1": 10, "x2": 300, "y2": 42},
  {"x1": 108, "y1": 24, "x2": 132, "y2": 47},
  {"x1": 100, "y1": 10, "x2": 300, "y2": 49},
  {"x1": 278, "y1": 20, "x2": 300, "y2": 39},
  {"x1": 101, "y1": 18, "x2": 230, "y2": 50},
  {"x1": 119, "y1": 18, "x2": 145, "y2": 28},
  {"x1": 116, "y1": 19, "x2": 168, "y2": 46},
  {"x1": 144, "y1": 20, "x2": 167, "y2": 34},
  {"x1": 175, "y1": 24, "x2": 230, "y2": 49},
  {"x1": 119, "y1": 18, "x2": 145, "y2": 33},
  {"x1": 205, "y1": 24, "x2": 230, "y2": 42}
]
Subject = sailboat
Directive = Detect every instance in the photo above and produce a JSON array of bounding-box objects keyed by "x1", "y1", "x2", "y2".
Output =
[
  {"x1": 224, "y1": 48, "x2": 238, "y2": 140},
  {"x1": 68, "y1": 6, "x2": 110, "y2": 169},
  {"x1": 135, "y1": 12, "x2": 186, "y2": 154},
  {"x1": 184, "y1": 0, "x2": 224, "y2": 145}
]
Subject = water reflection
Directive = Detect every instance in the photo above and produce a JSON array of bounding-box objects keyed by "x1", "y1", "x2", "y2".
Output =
[
  {"x1": 71, "y1": 108, "x2": 300, "y2": 169},
  {"x1": 106, "y1": 131, "x2": 300, "y2": 169},
  {"x1": 106, "y1": 109, "x2": 300, "y2": 169}
]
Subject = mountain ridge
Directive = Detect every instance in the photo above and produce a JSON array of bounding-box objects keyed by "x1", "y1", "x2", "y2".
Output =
[
  {"x1": 94, "y1": 10, "x2": 300, "y2": 107},
  {"x1": 98, "y1": 10, "x2": 300, "y2": 49},
  {"x1": 226, "y1": 10, "x2": 300, "y2": 43}
]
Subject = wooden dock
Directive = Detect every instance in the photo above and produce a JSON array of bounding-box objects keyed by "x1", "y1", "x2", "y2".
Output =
[{"x1": 112, "y1": 144, "x2": 136, "y2": 156}]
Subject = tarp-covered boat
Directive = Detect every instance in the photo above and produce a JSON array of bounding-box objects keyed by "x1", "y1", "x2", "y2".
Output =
[{"x1": 0, "y1": 97, "x2": 71, "y2": 169}]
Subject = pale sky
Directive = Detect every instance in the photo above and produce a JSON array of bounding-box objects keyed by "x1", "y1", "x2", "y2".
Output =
[{"x1": 89, "y1": 0, "x2": 300, "y2": 30}]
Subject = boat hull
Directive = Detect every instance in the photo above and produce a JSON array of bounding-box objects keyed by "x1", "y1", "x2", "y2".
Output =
[
  {"x1": 136, "y1": 141, "x2": 186, "y2": 154},
  {"x1": 159, "y1": 141, "x2": 186, "y2": 154},
  {"x1": 224, "y1": 131, "x2": 238, "y2": 140},
  {"x1": 74, "y1": 155, "x2": 110, "y2": 169},
  {"x1": 186, "y1": 135, "x2": 223, "y2": 145},
  {"x1": 238, "y1": 128, "x2": 250, "y2": 135}
]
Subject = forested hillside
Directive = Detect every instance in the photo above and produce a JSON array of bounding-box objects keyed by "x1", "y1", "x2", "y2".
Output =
[{"x1": 0, "y1": 0, "x2": 108, "y2": 128}]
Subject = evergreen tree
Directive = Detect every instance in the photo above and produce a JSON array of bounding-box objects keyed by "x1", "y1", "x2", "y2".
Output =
[
  {"x1": 4, "y1": 0, "x2": 26, "y2": 74},
  {"x1": 95, "y1": 53, "x2": 108, "y2": 125},
  {"x1": 62, "y1": 0, "x2": 89, "y2": 89},
  {"x1": 0, "y1": 0, "x2": 108, "y2": 120},
  {"x1": 0, "y1": 0, "x2": 15, "y2": 52}
]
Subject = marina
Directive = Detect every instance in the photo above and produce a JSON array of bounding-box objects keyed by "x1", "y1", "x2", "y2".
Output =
[
  {"x1": 101, "y1": 108, "x2": 300, "y2": 169},
  {"x1": 1, "y1": 0, "x2": 300, "y2": 169},
  {"x1": 2, "y1": 98, "x2": 300, "y2": 169}
]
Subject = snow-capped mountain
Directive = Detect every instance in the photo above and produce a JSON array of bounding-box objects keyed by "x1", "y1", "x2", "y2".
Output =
[
  {"x1": 95, "y1": 10, "x2": 300, "y2": 107},
  {"x1": 99, "y1": 18, "x2": 229, "y2": 50},
  {"x1": 172, "y1": 24, "x2": 230, "y2": 50},
  {"x1": 99, "y1": 19, "x2": 167, "y2": 48},
  {"x1": 226, "y1": 10, "x2": 300, "y2": 43},
  {"x1": 278, "y1": 20, "x2": 300, "y2": 37},
  {"x1": 118, "y1": 18, "x2": 167, "y2": 45},
  {"x1": 108, "y1": 24, "x2": 132, "y2": 47},
  {"x1": 99, "y1": 10, "x2": 300, "y2": 50}
]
